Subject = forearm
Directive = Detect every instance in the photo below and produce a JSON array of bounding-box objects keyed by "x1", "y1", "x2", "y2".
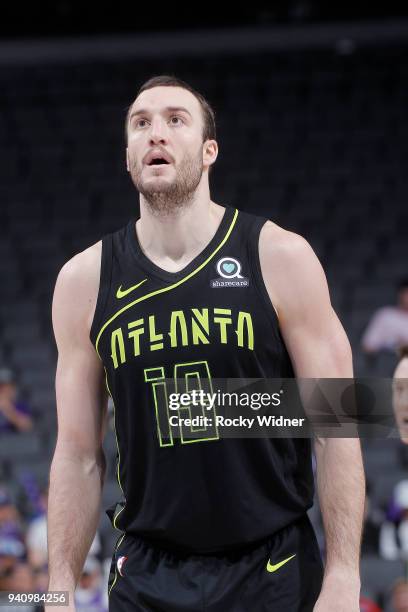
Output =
[
  {"x1": 315, "y1": 437, "x2": 365, "y2": 580},
  {"x1": 47, "y1": 446, "x2": 105, "y2": 592}
]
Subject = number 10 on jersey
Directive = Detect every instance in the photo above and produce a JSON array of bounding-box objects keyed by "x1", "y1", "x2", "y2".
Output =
[{"x1": 144, "y1": 361, "x2": 219, "y2": 447}]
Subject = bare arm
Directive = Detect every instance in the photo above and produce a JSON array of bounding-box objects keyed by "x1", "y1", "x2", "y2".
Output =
[
  {"x1": 260, "y1": 224, "x2": 365, "y2": 611},
  {"x1": 47, "y1": 242, "x2": 107, "y2": 604}
]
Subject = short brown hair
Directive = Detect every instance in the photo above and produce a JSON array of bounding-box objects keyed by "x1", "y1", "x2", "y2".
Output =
[{"x1": 125, "y1": 75, "x2": 216, "y2": 143}]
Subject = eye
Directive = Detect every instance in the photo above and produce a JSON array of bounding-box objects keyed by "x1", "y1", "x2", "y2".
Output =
[
  {"x1": 169, "y1": 116, "x2": 183, "y2": 126},
  {"x1": 134, "y1": 118, "x2": 149, "y2": 128}
]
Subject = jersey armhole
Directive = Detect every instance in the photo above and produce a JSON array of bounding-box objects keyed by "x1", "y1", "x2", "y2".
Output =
[
  {"x1": 248, "y1": 217, "x2": 281, "y2": 328},
  {"x1": 89, "y1": 234, "x2": 113, "y2": 348}
]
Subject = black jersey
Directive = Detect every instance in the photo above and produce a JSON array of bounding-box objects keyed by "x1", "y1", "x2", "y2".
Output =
[{"x1": 90, "y1": 205, "x2": 314, "y2": 553}]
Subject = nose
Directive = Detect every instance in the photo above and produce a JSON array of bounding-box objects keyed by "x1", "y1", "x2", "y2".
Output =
[{"x1": 149, "y1": 117, "x2": 168, "y2": 145}]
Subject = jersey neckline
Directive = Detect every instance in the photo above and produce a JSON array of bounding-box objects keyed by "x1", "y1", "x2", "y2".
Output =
[{"x1": 127, "y1": 205, "x2": 236, "y2": 282}]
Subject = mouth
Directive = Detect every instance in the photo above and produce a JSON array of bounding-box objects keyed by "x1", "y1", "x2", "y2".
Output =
[{"x1": 147, "y1": 156, "x2": 171, "y2": 167}]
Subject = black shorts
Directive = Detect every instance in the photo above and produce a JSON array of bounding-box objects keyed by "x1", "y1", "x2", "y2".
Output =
[{"x1": 108, "y1": 514, "x2": 324, "y2": 612}]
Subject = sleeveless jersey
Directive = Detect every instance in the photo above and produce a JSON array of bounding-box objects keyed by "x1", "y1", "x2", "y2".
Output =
[{"x1": 90, "y1": 205, "x2": 314, "y2": 553}]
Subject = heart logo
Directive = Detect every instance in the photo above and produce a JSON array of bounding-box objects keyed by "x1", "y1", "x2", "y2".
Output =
[
  {"x1": 222, "y1": 263, "x2": 236, "y2": 273},
  {"x1": 215, "y1": 256, "x2": 244, "y2": 281}
]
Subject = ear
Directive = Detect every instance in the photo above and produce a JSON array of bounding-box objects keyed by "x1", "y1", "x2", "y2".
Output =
[
  {"x1": 203, "y1": 139, "x2": 218, "y2": 170},
  {"x1": 126, "y1": 148, "x2": 130, "y2": 172}
]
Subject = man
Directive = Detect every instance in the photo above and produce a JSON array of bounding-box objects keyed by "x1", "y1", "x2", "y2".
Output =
[
  {"x1": 0, "y1": 368, "x2": 33, "y2": 433},
  {"x1": 47, "y1": 76, "x2": 365, "y2": 611},
  {"x1": 390, "y1": 579, "x2": 408, "y2": 612},
  {"x1": 393, "y1": 347, "x2": 408, "y2": 444},
  {"x1": 362, "y1": 279, "x2": 408, "y2": 354}
]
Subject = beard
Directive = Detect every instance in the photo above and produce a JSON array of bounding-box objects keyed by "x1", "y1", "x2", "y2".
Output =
[{"x1": 129, "y1": 147, "x2": 204, "y2": 216}]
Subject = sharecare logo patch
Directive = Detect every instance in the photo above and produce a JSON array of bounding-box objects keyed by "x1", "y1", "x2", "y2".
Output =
[{"x1": 211, "y1": 257, "x2": 249, "y2": 288}]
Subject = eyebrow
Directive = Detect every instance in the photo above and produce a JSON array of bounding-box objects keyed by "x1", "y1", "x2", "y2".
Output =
[{"x1": 129, "y1": 106, "x2": 192, "y2": 122}]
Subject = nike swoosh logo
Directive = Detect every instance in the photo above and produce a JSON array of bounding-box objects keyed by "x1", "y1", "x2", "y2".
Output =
[
  {"x1": 266, "y1": 553, "x2": 296, "y2": 573},
  {"x1": 116, "y1": 279, "x2": 147, "y2": 299}
]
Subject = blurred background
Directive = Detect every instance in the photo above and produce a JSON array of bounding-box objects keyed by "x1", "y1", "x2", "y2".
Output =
[{"x1": 1, "y1": 2, "x2": 408, "y2": 611}]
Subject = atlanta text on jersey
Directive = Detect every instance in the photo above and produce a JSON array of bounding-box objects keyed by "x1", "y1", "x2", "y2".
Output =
[{"x1": 110, "y1": 307, "x2": 254, "y2": 368}]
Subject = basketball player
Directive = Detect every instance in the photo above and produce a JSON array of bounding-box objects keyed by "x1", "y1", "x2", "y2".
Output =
[{"x1": 47, "y1": 76, "x2": 365, "y2": 611}]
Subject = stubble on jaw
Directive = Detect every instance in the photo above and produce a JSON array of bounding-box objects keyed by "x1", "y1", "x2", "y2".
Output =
[{"x1": 129, "y1": 148, "x2": 204, "y2": 217}]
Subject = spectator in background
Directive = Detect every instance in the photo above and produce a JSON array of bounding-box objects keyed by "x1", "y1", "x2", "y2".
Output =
[
  {"x1": 393, "y1": 347, "x2": 408, "y2": 445},
  {"x1": 74, "y1": 556, "x2": 107, "y2": 612},
  {"x1": 0, "y1": 535, "x2": 34, "y2": 591},
  {"x1": 361, "y1": 480, "x2": 383, "y2": 556},
  {"x1": 390, "y1": 579, "x2": 408, "y2": 612},
  {"x1": 0, "y1": 368, "x2": 33, "y2": 433},
  {"x1": 362, "y1": 280, "x2": 408, "y2": 355},
  {"x1": 379, "y1": 480, "x2": 408, "y2": 561},
  {"x1": 26, "y1": 486, "x2": 49, "y2": 569},
  {"x1": 360, "y1": 595, "x2": 382, "y2": 612},
  {"x1": 0, "y1": 486, "x2": 36, "y2": 610},
  {"x1": 0, "y1": 486, "x2": 25, "y2": 539},
  {"x1": 0, "y1": 483, "x2": 49, "y2": 606},
  {"x1": 0, "y1": 536, "x2": 37, "y2": 612}
]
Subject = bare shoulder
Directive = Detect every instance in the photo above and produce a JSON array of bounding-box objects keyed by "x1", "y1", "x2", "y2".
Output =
[
  {"x1": 258, "y1": 220, "x2": 329, "y2": 318},
  {"x1": 259, "y1": 219, "x2": 316, "y2": 264},
  {"x1": 52, "y1": 241, "x2": 102, "y2": 339},
  {"x1": 56, "y1": 241, "x2": 101, "y2": 290}
]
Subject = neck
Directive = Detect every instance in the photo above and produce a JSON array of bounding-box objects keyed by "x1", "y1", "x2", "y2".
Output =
[{"x1": 137, "y1": 183, "x2": 226, "y2": 268}]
